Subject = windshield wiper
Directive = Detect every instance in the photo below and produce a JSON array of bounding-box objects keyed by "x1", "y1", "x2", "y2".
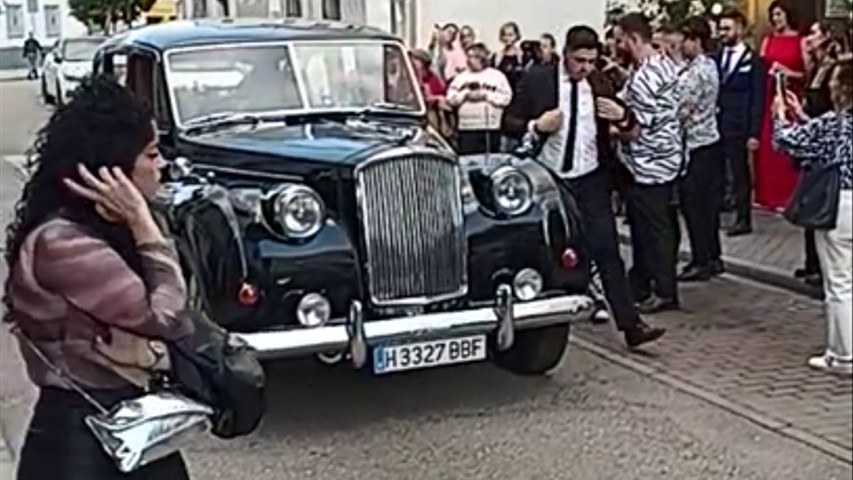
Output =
[
  {"x1": 183, "y1": 112, "x2": 269, "y2": 131},
  {"x1": 359, "y1": 101, "x2": 417, "y2": 115}
]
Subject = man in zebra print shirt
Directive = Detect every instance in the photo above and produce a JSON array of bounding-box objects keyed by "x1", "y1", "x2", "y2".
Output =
[{"x1": 613, "y1": 13, "x2": 686, "y2": 314}]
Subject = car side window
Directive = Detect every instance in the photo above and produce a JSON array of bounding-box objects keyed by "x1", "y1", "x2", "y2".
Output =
[
  {"x1": 126, "y1": 53, "x2": 156, "y2": 108},
  {"x1": 153, "y1": 67, "x2": 174, "y2": 130},
  {"x1": 99, "y1": 52, "x2": 129, "y2": 86}
]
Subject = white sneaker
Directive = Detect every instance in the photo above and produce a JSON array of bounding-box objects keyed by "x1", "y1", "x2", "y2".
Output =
[{"x1": 808, "y1": 355, "x2": 853, "y2": 376}]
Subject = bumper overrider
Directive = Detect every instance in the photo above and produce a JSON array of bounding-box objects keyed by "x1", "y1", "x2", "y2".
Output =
[{"x1": 237, "y1": 285, "x2": 595, "y2": 367}]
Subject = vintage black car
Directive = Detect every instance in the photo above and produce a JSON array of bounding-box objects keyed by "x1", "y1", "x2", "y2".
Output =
[{"x1": 93, "y1": 18, "x2": 594, "y2": 376}]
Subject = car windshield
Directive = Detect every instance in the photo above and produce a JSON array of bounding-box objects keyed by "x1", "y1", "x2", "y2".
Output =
[
  {"x1": 165, "y1": 42, "x2": 421, "y2": 126},
  {"x1": 63, "y1": 39, "x2": 103, "y2": 61}
]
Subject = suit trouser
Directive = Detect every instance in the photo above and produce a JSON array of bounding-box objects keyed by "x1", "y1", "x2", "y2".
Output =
[
  {"x1": 815, "y1": 190, "x2": 853, "y2": 361},
  {"x1": 626, "y1": 180, "x2": 680, "y2": 302},
  {"x1": 721, "y1": 131, "x2": 752, "y2": 227},
  {"x1": 566, "y1": 168, "x2": 640, "y2": 331},
  {"x1": 680, "y1": 142, "x2": 724, "y2": 266}
]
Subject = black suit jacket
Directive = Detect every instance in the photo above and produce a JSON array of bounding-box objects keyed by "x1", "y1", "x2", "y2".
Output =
[
  {"x1": 503, "y1": 63, "x2": 633, "y2": 168},
  {"x1": 713, "y1": 44, "x2": 764, "y2": 139}
]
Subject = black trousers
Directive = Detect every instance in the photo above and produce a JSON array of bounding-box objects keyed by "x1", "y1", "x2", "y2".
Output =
[
  {"x1": 721, "y1": 131, "x2": 752, "y2": 227},
  {"x1": 626, "y1": 180, "x2": 680, "y2": 302},
  {"x1": 680, "y1": 142, "x2": 724, "y2": 266},
  {"x1": 457, "y1": 130, "x2": 502, "y2": 155},
  {"x1": 804, "y1": 228, "x2": 821, "y2": 273},
  {"x1": 566, "y1": 168, "x2": 640, "y2": 331},
  {"x1": 17, "y1": 386, "x2": 190, "y2": 480}
]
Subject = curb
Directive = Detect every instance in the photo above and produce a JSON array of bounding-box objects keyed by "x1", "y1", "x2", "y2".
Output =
[
  {"x1": 0, "y1": 435, "x2": 14, "y2": 480},
  {"x1": 569, "y1": 335, "x2": 853, "y2": 464},
  {"x1": 616, "y1": 232, "x2": 821, "y2": 299}
]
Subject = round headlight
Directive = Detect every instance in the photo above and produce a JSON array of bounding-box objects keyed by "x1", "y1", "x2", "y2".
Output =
[
  {"x1": 490, "y1": 166, "x2": 533, "y2": 216},
  {"x1": 513, "y1": 268, "x2": 543, "y2": 301},
  {"x1": 271, "y1": 185, "x2": 325, "y2": 239},
  {"x1": 297, "y1": 293, "x2": 331, "y2": 327}
]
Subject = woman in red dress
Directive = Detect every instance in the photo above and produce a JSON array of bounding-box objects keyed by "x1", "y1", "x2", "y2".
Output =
[{"x1": 755, "y1": 0, "x2": 808, "y2": 211}]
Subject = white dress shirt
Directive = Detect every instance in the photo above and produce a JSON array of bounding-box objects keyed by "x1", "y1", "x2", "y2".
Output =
[{"x1": 533, "y1": 71, "x2": 599, "y2": 180}]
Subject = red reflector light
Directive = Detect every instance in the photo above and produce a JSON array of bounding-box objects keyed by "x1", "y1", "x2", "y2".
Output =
[
  {"x1": 561, "y1": 248, "x2": 579, "y2": 270},
  {"x1": 237, "y1": 282, "x2": 260, "y2": 306}
]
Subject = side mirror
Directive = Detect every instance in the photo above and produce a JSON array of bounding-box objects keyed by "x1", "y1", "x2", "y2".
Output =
[
  {"x1": 169, "y1": 156, "x2": 194, "y2": 179},
  {"x1": 53, "y1": 52, "x2": 63, "y2": 63}
]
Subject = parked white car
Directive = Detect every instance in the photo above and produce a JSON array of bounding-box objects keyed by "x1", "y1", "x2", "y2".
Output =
[{"x1": 41, "y1": 36, "x2": 106, "y2": 105}]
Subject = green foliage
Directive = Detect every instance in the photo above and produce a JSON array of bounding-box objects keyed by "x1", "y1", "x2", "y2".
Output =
[
  {"x1": 635, "y1": 0, "x2": 739, "y2": 29},
  {"x1": 69, "y1": 0, "x2": 158, "y2": 32}
]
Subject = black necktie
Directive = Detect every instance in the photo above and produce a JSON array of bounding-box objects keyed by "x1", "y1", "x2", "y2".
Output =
[
  {"x1": 562, "y1": 79, "x2": 579, "y2": 172},
  {"x1": 722, "y1": 48, "x2": 734, "y2": 78}
]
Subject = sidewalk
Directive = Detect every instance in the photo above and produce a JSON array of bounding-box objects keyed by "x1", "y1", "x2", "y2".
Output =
[
  {"x1": 581, "y1": 209, "x2": 853, "y2": 462},
  {"x1": 0, "y1": 69, "x2": 30, "y2": 83}
]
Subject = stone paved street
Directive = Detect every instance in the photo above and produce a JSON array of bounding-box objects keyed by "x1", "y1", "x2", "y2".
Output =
[{"x1": 608, "y1": 208, "x2": 853, "y2": 461}]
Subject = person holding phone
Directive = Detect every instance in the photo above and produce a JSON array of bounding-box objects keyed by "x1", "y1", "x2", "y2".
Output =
[
  {"x1": 773, "y1": 60, "x2": 853, "y2": 375},
  {"x1": 446, "y1": 43, "x2": 512, "y2": 155}
]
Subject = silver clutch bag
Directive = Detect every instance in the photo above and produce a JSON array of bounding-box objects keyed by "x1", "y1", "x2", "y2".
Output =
[{"x1": 84, "y1": 391, "x2": 213, "y2": 473}]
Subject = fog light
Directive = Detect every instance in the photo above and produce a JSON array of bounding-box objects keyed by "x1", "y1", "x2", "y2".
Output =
[
  {"x1": 513, "y1": 268, "x2": 543, "y2": 301},
  {"x1": 297, "y1": 293, "x2": 331, "y2": 327},
  {"x1": 561, "y1": 248, "x2": 580, "y2": 270},
  {"x1": 237, "y1": 282, "x2": 260, "y2": 306}
]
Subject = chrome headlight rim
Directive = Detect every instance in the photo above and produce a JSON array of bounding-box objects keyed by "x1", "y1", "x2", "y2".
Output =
[
  {"x1": 490, "y1": 165, "x2": 533, "y2": 216},
  {"x1": 268, "y1": 184, "x2": 326, "y2": 240}
]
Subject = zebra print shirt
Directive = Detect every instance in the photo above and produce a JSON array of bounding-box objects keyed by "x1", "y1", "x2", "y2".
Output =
[{"x1": 621, "y1": 53, "x2": 686, "y2": 185}]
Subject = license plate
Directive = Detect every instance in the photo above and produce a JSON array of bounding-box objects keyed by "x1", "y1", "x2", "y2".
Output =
[{"x1": 373, "y1": 335, "x2": 487, "y2": 375}]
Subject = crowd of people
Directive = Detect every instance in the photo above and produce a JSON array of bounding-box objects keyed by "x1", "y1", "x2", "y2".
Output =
[{"x1": 408, "y1": 5, "x2": 853, "y2": 375}]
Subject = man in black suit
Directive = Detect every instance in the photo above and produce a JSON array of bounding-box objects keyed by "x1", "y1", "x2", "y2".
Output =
[
  {"x1": 512, "y1": 26, "x2": 665, "y2": 349},
  {"x1": 715, "y1": 10, "x2": 764, "y2": 236}
]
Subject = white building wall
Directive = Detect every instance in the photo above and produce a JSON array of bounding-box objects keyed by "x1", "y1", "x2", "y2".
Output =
[
  {"x1": 1, "y1": 0, "x2": 87, "y2": 48},
  {"x1": 414, "y1": 0, "x2": 607, "y2": 50}
]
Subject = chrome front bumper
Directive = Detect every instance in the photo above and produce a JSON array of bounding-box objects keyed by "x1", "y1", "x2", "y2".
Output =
[{"x1": 237, "y1": 286, "x2": 595, "y2": 366}]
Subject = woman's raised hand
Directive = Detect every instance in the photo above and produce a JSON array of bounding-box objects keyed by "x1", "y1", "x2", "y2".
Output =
[{"x1": 64, "y1": 164, "x2": 151, "y2": 228}]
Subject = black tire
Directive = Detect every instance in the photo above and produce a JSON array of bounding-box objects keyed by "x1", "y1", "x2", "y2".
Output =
[
  {"x1": 41, "y1": 78, "x2": 54, "y2": 105},
  {"x1": 55, "y1": 81, "x2": 64, "y2": 106},
  {"x1": 494, "y1": 324, "x2": 570, "y2": 376}
]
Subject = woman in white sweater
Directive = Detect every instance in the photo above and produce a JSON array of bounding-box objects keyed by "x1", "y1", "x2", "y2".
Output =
[{"x1": 447, "y1": 43, "x2": 513, "y2": 155}]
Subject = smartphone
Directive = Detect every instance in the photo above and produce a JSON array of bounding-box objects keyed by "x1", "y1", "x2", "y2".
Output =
[{"x1": 775, "y1": 70, "x2": 787, "y2": 95}]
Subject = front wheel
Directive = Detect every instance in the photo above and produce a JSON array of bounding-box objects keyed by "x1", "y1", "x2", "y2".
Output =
[
  {"x1": 55, "y1": 81, "x2": 64, "y2": 106},
  {"x1": 41, "y1": 77, "x2": 54, "y2": 104},
  {"x1": 493, "y1": 324, "x2": 570, "y2": 376}
]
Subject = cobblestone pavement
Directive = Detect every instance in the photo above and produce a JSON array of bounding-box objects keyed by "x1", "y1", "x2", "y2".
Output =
[{"x1": 576, "y1": 260, "x2": 852, "y2": 462}]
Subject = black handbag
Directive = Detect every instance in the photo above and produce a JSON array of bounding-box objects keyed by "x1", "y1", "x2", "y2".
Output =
[
  {"x1": 167, "y1": 310, "x2": 266, "y2": 439},
  {"x1": 784, "y1": 160, "x2": 842, "y2": 230}
]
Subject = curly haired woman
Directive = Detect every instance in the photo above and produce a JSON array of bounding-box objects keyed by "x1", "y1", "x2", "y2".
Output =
[{"x1": 4, "y1": 76, "x2": 193, "y2": 479}]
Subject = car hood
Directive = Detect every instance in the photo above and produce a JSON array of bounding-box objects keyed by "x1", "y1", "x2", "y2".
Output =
[
  {"x1": 181, "y1": 117, "x2": 448, "y2": 169},
  {"x1": 60, "y1": 60, "x2": 92, "y2": 77}
]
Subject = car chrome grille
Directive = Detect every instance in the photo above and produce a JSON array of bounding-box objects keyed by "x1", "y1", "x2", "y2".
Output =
[{"x1": 357, "y1": 153, "x2": 467, "y2": 306}]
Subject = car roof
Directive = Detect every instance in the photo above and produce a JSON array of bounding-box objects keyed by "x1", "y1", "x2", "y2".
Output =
[{"x1": 101, "y1": 17, "x2": 401, "y2": 52}]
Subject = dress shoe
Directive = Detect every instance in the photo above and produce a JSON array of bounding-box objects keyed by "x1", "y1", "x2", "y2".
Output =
[
  {"x1": 709, "y1": 259, "x2": 725, "y2": 276},
  {"x1": 794, "y1": 268, "x2": 816, "y2": 279},
  {"x1": 678, "y1": 264, "x2": 712, "y2": 282},
  {"x1": 804, "y1": 273, "x2": 823, "y2": 288},
  {"x1": 727, "y1": 224, "x2": 753, "y2": 237},
  {"x1": 636, "y1": 295, "x2": 679, "y2": 314},
  {"x1": 624, "y1": 319, "x2": 666, "y2": 348}
]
